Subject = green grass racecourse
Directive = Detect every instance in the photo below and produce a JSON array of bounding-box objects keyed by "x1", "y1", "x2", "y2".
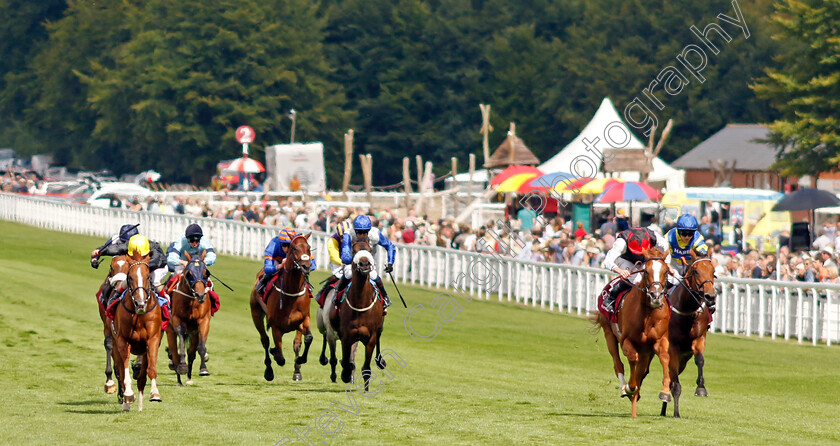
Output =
[{"x1": 1, "y1": 220, "x2": 839, "y2": 445}]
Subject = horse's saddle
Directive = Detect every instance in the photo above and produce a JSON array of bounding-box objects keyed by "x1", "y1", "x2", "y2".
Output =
[{"x1": 598, "y1": 278, "x2": 632, "y2": 324}]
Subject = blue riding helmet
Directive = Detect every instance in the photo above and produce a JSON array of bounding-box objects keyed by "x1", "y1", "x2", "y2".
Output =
[
  {"x1": 185, "y1": 223, "x2": 203, "y2": 238},
  {"x1": 353, "y1": 215, "x2": 372, "y2": 232},
  {"x1": 119, "y1": 224, "x2": 139, "y2": 242},
  {"x1": 676, "y1": 214, "x2": 698, "y2": 231}
]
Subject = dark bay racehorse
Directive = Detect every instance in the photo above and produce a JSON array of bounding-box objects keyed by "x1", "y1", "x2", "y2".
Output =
[
  {"x1": 593, "y1": 247, "x2": 672, "y2": 418},
  {"x1": 97, "y1": 255, "x2": 130, "y2": 394},
  {"x1": 165, "y1": 251, "x2": 211, "y2": 386},
  {"x1": 661, "y1": 254, "x2": 716, "y2": 418},
  {"x1": 112, "y1": 252, "x2": 162, "y2": 412},
  {"x1": 250, "y1": 234, "x2": 314, "y2": 382},
  {"x1": 339, "y1": 240, "x2": 386, "y2": 391}
]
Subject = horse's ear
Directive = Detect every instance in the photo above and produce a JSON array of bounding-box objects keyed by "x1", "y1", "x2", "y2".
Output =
[
  {"x1": 305, "y1": 233, "x2": 311, "y2": 240},
  {"x1": 185, "y1": 250, "x2": 192, "y2": 261}
]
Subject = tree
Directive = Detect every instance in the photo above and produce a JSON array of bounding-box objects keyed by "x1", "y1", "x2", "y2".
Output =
[{"x1": 752, "y1": 0, "x2": 840, "y2": 180}]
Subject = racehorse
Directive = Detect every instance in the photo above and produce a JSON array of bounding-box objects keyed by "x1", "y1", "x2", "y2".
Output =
[
  {"x1": 97, "y1": 255, "x2": 129, "y2": 394},
  {"x1": 661, "y1": 253, "x2": 716, "y2": 418},
  {"x1": 338, "y1": 240, "x2": 386, "y2": 391},
  {"x1": 593, "y1": 247, "x2": 672, "y2": 418},
  {"x1": 316, "y1": 281, "x2": 340, "y2": 383},
  {"x1": 250, "y1": 234, "x2": 314, "y2": 382},
  {"x1": 111, "y1": 251, "x2": 162, "y2": 412},
  {"x1": 165, "y1": 251, "x2": 211, "y2": 386}
]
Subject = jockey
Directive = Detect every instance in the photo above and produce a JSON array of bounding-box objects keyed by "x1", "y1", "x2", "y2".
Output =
[
  {"x1": 255, "y1": 227, "x2": 315, "y2": 296},
  {"x1": 333, "y1": 214, "x2": 396, "y2": 312},
  {"x1": 601, "y1": 226, "x2": 670, "y2": 314},
  {"x1": 167, "y1": 223, "x2": 217, "y2": 273},
  {"x1": 666, "y1": 214, "x2": 708, "y2": 289},
  {"x1": 314, "y1": 219, "x2": 353, "y2": 303},
  {"x1": 91, "y1": 224, "x2": 167, "y2": 300}
]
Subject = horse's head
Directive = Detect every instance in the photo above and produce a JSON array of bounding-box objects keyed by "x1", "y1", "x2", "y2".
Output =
[
  {"x1": 126, "y1": 257, "x2": 153, "y2": 315},
  {"x1": 641, "y1": 247, "x2": 668, "y2": 309},
  {"x1": 183, "y1": 253, "x2": 208, "y2": 303},
  {"x1": 686, "y1": 252, "x2": 717, "y2": 310},
  {"x1": 352, "y1": 240, "x2": 373, "y2": 274},
  {"x1": 288, "y1": 234, "x2": 312, "y2": 275}
]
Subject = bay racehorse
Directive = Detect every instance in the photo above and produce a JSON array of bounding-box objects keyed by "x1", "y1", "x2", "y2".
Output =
[
  {"x1": 250, "y1": 234, "x2": 314, "y2": 382},
  {"x1": 112, "y1": 252, "x2": 162, "y2": 412},
  {"x1": 97, "y1": 255, "x2": 129, "y2": 394},
  {"x1": 593, "y1": 247, "x2": 671, "y2": 418},
  {"x1": 338, "y1": 240, "x2": 386, "y2": 391},
  {"x1": 165, "y1": 251, "x2": 211, "y2": 386},
  {"x1": 661, "y1": 253, "x2": 716, "y2": 417}
]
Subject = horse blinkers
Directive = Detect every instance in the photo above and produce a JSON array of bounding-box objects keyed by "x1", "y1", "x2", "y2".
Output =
[{"x1": 185, "y1": 261, "x2": 208, "y2": 303}]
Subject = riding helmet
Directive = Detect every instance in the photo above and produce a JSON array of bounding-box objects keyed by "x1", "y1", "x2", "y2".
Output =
[
  {"x1": 119, "y1": 224, "x2": 139, "y2": 242},
  {"x1": 185, "y1": 223, "x2": 203, "y2": 238},
  {"x1": 127, "y1": 234, "x2": 151, "y2": 257},
  {"x1": 676, "y1": 214, "x2": 698, "y2": 231},
  {"x1": 278, "y1": 227, "x2": 297, "y2": 245},
  {"x1": 353, "y1": 215, "x2": 372, "y2": 232},
  {"x1": 626, "y1": 230, "x2": 651, "y2": 255}
]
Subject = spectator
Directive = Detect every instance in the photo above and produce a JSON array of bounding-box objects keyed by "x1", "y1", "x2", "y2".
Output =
[
  {"x1": 820, "y1": 246, "x2": 837, "y2": 269},
  {"x1": 517, "y1": 202, "x2": 537, "y2": 232},
  {"x1": 574, "y1": 221, "x2": 587, "y2": 240}
]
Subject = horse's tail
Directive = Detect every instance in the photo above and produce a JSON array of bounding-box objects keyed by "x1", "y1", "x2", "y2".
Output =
[{"x1": 587, "y1": 311, "x2": 609, "y2": 335}]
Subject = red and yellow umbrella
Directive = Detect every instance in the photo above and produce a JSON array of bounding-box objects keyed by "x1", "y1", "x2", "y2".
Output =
[
  {"x1": 554, "y1": 177, "x2": 625, "y2": 195},
  {"x1": 490, "y1": 165, "x2": 543, "y2": 187}
]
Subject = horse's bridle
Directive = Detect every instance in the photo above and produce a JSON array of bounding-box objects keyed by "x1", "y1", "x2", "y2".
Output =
[
  {"x1": 174, "y1": 260, "x2": 208, "y2": 302},
  {"x1": 628, "y1": 257, "x2": 667, "y2": 308},
  {"x1": 125, "y1": 260, "x2": 156, "y2": 315},
  {"x1": 274, "y1": 238, "x2": 312, "y2": 298},
  {"x1": 675, "y1": 258, "x2": 716, "y2": 314}
]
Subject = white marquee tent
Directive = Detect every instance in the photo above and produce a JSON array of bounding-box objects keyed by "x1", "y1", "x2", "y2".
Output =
[{"x1": 538, "y1": 97, "x2": 685, "y2": 191}]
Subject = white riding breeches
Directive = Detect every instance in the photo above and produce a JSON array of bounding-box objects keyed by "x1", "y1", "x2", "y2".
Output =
[
  {"x1": 614, "y1": 258, "x2": 643, "y2": 285},
  {"x1": 151, "y1": 267, "x2": 167, "y2": 288},
  {"x1": 331, "y1": 263, "x2": 344, "y2": 279}
]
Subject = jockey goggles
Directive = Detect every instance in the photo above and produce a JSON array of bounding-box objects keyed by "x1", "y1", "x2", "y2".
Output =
[
  {"x1": 187, "y1": 235, "x2": 201, "y2": 243},
  {"x1": 677, "y1": 229, "x2": 694, "y2": 238}
]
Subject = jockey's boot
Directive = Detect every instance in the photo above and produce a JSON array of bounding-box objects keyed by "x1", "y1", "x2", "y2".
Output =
[
  {"x1": 374, "y1": 276, "x2": 391, "y2": 315},
  {"x1": 333, "y1": 276, "x2": 350, "y2": 304},
  {"x1": 316, "y1": 276, "x2": 340, "y2": 305},
  {"x1": 100, "y1": 280, "x2": 114, "y2": 304},
  {"x1": 603, "y1": 280, "x2": 631, "y2": 314},
  {"x1": 255, "y1": 272, "x2": 274, "y2": 297}
]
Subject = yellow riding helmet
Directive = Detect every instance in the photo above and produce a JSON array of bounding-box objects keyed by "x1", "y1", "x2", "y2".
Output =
[{"x1": 127, "y1": 234, "x2": 151, "y2": 257}]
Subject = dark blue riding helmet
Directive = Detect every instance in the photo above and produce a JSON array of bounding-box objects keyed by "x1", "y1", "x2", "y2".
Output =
[{"x1": 119, "y1": 224, "x2": 139, "y2": 242}]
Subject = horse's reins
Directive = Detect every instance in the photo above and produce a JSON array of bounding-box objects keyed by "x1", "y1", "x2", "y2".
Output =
[
  {"x1": 123, "y1": 261, "x2": 156, "y2": 314},
  {"x1": 274, "y1": 241, "x2": 312, "y2": 298},
  {"x1": 345, "y1": 244, "x2": 379, "y2": 312},
  {"x1": 621, "y1": 257, "x2": 668, "y2": 295},
  {"x1": 671, "y1": 258, "x2": 714, "y2": 315}
]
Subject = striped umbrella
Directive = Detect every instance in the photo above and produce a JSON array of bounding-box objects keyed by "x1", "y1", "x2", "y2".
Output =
[
  {"x1": 490, "y1": 165, "x2": 543, "y2": 187},
  {"x1": 555, "y1": 177, "x2": 625, "y2": 195},
  {"x1": 518, "y1": 172, "x2": 576, "y2": 194},
  {"x1": 595, "y1": 181, "x2": 660, "y2": 203},
  {"x1": 496, "y1": 172, "x2": 541, "y2": 193}
]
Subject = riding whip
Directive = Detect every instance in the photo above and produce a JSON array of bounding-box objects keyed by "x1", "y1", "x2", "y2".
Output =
[
  {"x1": 92, "y1": 223, "x2": 141, "y2": 268},
  {"x1": 207, "y1": 270, "x2": 234, "y2": 292},
  {"x1": 387, "y1": 271, "x2": 407, "y2": 308}
]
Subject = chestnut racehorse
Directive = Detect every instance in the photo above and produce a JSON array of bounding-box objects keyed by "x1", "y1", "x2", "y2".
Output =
[
  {"x1": 250, "y1": 234, "x2": 314, "y2": 382},
  {"x1": 112, "y1": 252, "x2": 162, "y2": 412},
  {"x1": 661, "y1": 254, "x2": 716, "y2": 418},
  {"x1": 97, "y1": 255, "x2": 130, "y2": 394},
  {"x1": 165, "y1": 251, "x2": 211, "y2": 386},
  {"x1": 338, "y1": 240, "x2": 386, "y2": 391},
  {"x1": 593, "y1": 247, "x2": 671, "y2": 418}
]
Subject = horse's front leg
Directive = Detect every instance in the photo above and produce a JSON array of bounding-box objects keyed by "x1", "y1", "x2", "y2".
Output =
[
  {"x1": 621, "y1": 339, "x2": 640, "y2": 418},
  {"x1": 147, "y1": 329, "x2": 162, "y2": 402},
  {"x1": 602, "y1": 326, "x2": 627, "y2": 397},
  {"x1": 104, "y1": 332, "x2": 116, "y2": 394},
  {"x1": 653, "y1": 335, "x2": 672, "y2": 404},
  {"x1": 340, "y1": 337, "x2": 354, "y2": 384},
  {"x1": 186, "y1": 330, "x2": 198, "y2": 385},
  {"x1": 115, "y1": 336, "x2": 134, "y2": 411},
  {"x1": 299, "y1": 315, "x2": 314, "y2": 365},
  {"x1": 176, "y1": 322, "x2": 189, "y2": 377},
  {"x1": 328, "y1": 335, "x2": 338, "y2": 383},
  {"x1": 292, "y1": 329, "x2": 304, "y2": 381},
  {"x1": 270, "y1": 326, "x2": 285, "y2": 367},
  {"x1": 361, "y1": 333, "x2": 378, "y2": 393},
  {"x1": 693, "y1": 335, "x2": 708, "y2": 397},
  {"x1": 137, "y1": 353, "x2": 148, "y2": 412},
  {"x1": 197, "y1": 317, "x2": 211, "y2": 377}
]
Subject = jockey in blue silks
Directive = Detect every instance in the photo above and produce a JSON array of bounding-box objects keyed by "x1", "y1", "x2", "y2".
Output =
[
  {"x1": 665, "y1": 214, "x2": 708, "y2": 289},
  {"x1": 333, "y1": 215, "x2": 396, "y2": 312},
  {"x1": 255, "y1": 227, "x2": 315, "y2": 296}
]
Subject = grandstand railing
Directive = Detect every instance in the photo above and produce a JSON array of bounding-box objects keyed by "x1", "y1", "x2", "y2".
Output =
[{"x1": 4, "y1": 192, "x2": 840, "y2": 346}]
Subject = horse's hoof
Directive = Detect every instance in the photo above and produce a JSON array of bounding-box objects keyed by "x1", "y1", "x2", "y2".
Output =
[
  {"x1": 122, "y1": 403, "x2": 131, "y2": 412},
  {"x1": 186, "y1": 379, "x2": 194, "y2": 385},
  {"x1": 341, "y1": 371, "x2": 351, "y2": 384},
  {"x1": 659, "y1": 392, "x2": 672, "y2": 403},
  {"x1": 319, "y1": 355, "x2": 328, "y2": 366},
  {"x1": 150, "y1": 393, "x2": 162, "y2": 402},
  {"x1": 376, "y1": 357, "x2": 387, "y2": 370},
  {"x1": 695, "y1": 387, "x2": 708, "y2": 397},
  {"x1": 124, "y1": 394, "x2": 135, "y2": 403},
  {"x1": 330, "y1": 373, "x2": 337, "y2": 383},
  {"x1": 168, "y1": 361, "x2": 176, "y2": 371},
  {"x1": 293, "y1": 372, "x2": 302, "y2": 382},
  {"x1": 200, "y1": 368, "x2": 210, "y2": 376},
  {"x1": 177, "y1": 364, "x2": 188, "y2": 375},
  {"x1": 277, "y1": 358, "x2": 286, "y2": 367},
  {"x1": 264, "y1": 368, "x2": 274, "y2": 382},
  {"x1": 105, "y1": 381, "x2": 117, "y2": 394}
]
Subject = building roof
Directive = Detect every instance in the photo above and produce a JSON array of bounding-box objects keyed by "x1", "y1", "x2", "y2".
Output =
[
  {"x1": 672, "y1": 124, "x2": 778, "y2": 171},
  {"x1": 484, "y1": 133, "x2": 540, "y2": 168}
]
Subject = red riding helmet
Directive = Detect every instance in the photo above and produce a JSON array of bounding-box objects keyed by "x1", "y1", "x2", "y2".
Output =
[{"x1": 626, "y1": 231, "x2": 651, "y2": 255}]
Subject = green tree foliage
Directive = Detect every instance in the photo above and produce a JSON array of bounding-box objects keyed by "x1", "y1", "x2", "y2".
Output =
[{"x1": 752, "y1": 0, "x2": 840, "y2": 179}]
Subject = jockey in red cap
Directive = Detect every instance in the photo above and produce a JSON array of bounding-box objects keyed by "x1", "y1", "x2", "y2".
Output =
[{"x1": 600, "y1": 227, "x2": 670, "y2": 314}]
